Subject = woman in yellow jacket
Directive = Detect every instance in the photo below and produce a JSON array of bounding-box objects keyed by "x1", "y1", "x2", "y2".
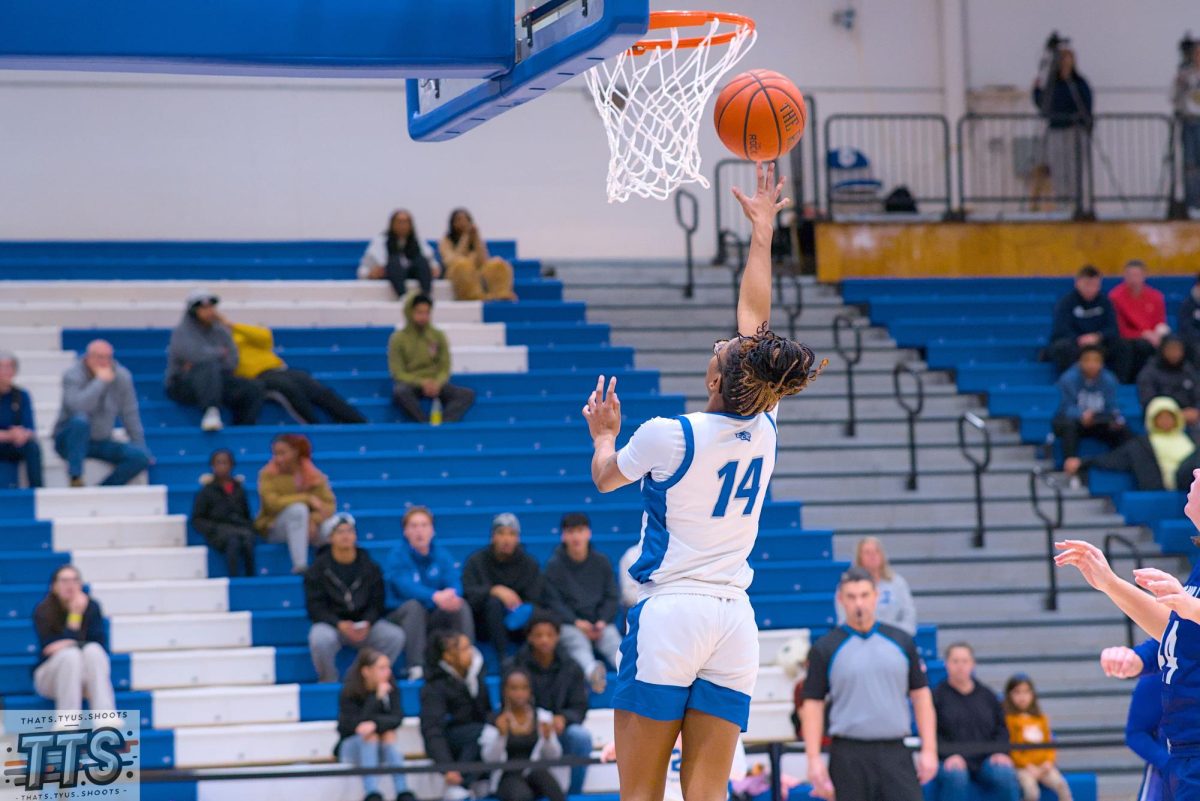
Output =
[
  {"x1": 1004, "y1": 675, "x2": 1072, "y2": 801},
  {"x1": 255, "y1": 433, "x2": 337, "y2": 573},
  {"x1": 221, "y1": 314, "x2": 365, "y2": 425},
  {"x1": 439, "y1": 209, "x2": 517, "y2": 301}
]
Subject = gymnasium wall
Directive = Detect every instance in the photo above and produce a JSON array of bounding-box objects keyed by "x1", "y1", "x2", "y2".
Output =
[{"x1": 0, "y1": 0, "x2": 1194, "y2": 259}]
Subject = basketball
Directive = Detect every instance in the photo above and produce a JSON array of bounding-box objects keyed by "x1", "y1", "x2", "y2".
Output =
[{"x1": 713, "y1": 69, "x2": 807, "y2": 162}]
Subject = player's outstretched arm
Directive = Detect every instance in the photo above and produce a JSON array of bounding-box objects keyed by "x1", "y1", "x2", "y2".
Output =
[
  {"x1": 583, "y1": 375, "x2": 634, "y2": 493},
  {"x1": 731, "y1": 162, "x2": 790, "y2": 337},
  {"x1": 1055, "y1": 539, "x2": 1171, "y2": 640}
]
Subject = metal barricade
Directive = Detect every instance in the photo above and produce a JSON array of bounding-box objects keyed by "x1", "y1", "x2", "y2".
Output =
[
  {"x1": 1089, "y1": 112, "x2": 1176, "y2": 220},
  {"x1": 788, "y1": 93, "x2": 821, "y2": 216}
]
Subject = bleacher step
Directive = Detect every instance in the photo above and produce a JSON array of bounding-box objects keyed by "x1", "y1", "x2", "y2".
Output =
[
  {"x1": 110, "y1": 611, "x2": 252, "y2": 652},
  {"x1": 52, "y1": 515, "x2": 187, "y2": 550},
  {"x1": 73, "y1": 546, "x2": 208, "y2": 583},
  {"x1": 130, "y1": 647, "x2": 277, "y2": 690},
  {"x1": 91, "y1": 578, "x2": 229, "y2": 615},
  {"x1": 804, "y1": 498, "x2": 1121, "y2": 529},
  {"x1": 35, "y1": 485, "x2": 167, "y2": 519}
]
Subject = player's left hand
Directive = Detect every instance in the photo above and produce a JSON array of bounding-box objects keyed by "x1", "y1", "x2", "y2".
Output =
[
  {"x1": 583, "y1": 375, "x2": 621, "y2": 441},
  {"x1": 1133, "y1": 567, "x2": 1185, "y2": 599},
  {"x1": 731, "y1": 162, "x2": 790, "y2": 233},
  {"x1": 1153, "y1": 591, "x2": 1200, "y2": 623}
]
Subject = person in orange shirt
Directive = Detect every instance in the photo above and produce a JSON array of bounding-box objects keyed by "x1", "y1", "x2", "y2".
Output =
[{"x1": 1003, "y1": 675, "x2": 1072, "y2": 801}]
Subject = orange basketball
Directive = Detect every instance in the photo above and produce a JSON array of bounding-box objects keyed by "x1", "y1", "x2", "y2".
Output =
[{"x1": 713, "y1": 69, "x2": 807, "y2": 162}]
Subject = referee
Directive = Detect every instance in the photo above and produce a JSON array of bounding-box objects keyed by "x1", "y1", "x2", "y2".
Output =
[{"x1": 801, "y1": 567, "x2": 938, "y2": 801}]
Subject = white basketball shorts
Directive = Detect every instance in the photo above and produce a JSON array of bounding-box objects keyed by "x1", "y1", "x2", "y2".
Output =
[{"x1": 611, "y1": 592, "x2": 759, "y2": 730}]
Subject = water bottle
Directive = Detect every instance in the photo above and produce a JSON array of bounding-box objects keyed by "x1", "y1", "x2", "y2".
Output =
[{"x1": 430, "y1": 398, "x2": 444, "y2": 426}]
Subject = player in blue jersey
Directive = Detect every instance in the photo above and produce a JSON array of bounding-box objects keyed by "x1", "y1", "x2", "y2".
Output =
[
  {"x1": 583, "y1": 163, "x2": 826, "y2": 801},
  {"x1": 1056, "y1": 469, "x2": 1200, "y2": 801}
]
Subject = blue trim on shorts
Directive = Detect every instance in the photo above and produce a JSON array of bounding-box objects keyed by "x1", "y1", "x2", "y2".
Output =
[
  {"x1": 687, "y1": 678, "x2": 752, "y2": 731},
  {"x1": 613, "y1": 599, "x2": 690, "y2": 721},
  {"x1": 629, "y1": 416, "x2": 694, "y2": 583}
]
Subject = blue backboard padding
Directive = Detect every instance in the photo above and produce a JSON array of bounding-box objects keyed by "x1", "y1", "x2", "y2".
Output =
[{"x1": 0, "y1": 0, "x2": 514, "y2": 78}]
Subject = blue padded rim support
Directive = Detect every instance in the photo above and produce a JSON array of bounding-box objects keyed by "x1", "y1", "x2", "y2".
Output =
[
  {"x1": 406, "y1": 0, "x2": 650, "y2": 141},
  {"x1": 0, "y1": 0, "x2": 514, "y2": 78}
]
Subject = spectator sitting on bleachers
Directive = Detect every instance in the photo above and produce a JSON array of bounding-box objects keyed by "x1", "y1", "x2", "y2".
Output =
[
  {"x1": 932, "y1": 642, "x2": 1021, "y2": 801},
  {"x1": 439, "y1": 208, "x2": 517, "y2": 302},
  {"x1": 542, "y1": 512, "x2": 620, "y2": 694},
  {"x1": 0, "y1": 350, "x2": 43, "y2": 488},
  {"x1": 1065, "y1": 396, "x2": 1200, "y2": 491},
  {"x1": 219, "y1": 312, "x2": 366, "y2": 425},
  {"x1": 190, "y1": 449, "x2": 257, "y2": 578},
  {"x1": 336, "y1": 647, "x2": 415, "y2": 801},
  {"x1": 1177, "y1": 274, "x2": 1200, "y2": 365},
  {"x1": 506, "y1": 611, "x2": 593, "y2": 795},
  {"x1": 358, "y1": 210, "x2": 439, "y2": 297},
  {"x1": 384, "y1": 506, "x2": 475, "y2": 681},
  {"x1": 254, "y1": 433, "x2": 337, "y2": 573},
  {"x1": 463, "y1": 513, "x2": 542, "y2": 662},
  {"x1": 1045, "y1": 265, "x2": 1131, "y2": 382},
  {"x1": 305, "y1": 513, "x2": 406, "y2": 683},
  {"x1": 387, "y1": 293, "x2": 476, "y2": 424},
  {"x1": 53, "y1": 339, "x2": 152, "y2": 488},
  {"x1": 1110, "y1": 259, "x2": 1167, "y2": 377},
  {"x1": 1052, "y1": 344, "x2": 1131, "y2": 466},
  {"x1": 835, "y1": 536, "x2": 917, "y2": 635},
  {"x1": 32, "y1": 565, "x2": 116, "y2": 713},
  {"x1": 1137, "y1": 336, "x2": 1200, "y2": 426},
  {"x1": 480, "y1": 666, "x2": 568, "y2": 801},
  {"x1": 166, "y1": 289, "x2": 265, "y2": 431},
  {"x1": 420, "y1": 630, "x2": 492, "y2": 801},
  {"x1": 1003, "y1": 674, "x2": 1072, "y2": 801}
]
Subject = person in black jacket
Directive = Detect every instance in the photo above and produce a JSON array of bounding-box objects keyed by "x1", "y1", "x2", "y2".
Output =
[
  {"x1": 419, "y1": 629, "x2": 493, "y2": 801},
  {"x1": 358, "y1": 210, "x2": 438, "y2": 297},
  {"x1": 1032, "y1": 45, "x2": 1092, "y2": 210},
  {"x1": 506, "y1": 611, "x2": 593, "y2": 794},
  {"x1": 32, "y1": 565, "x2": 116, "y2": 712},
  {"x1": 462, "y1": 513, "x2": 543, "y2": 663},
  {"x1": 1137, "y1": 336, "x2": 1200, "y2": 425},
  {"x1": 543, "y1": 512, "x2": 620, "y2": 694},
  {"x1": 1065, "y1": 396, "x2": 1200, "y2": 491},
  {"x1": 1178, "y1": 274, "x2": 1200, "y2": 366},
  {"x1": 932, "y1": 643, "x2": 1020, "y2": 801},
  {"x1": 1045, "y1": 265, "x2": 1131, "y2": 381},
  {"x1": 305, "y1": 513, "x2": 406, "y2": 682},
  {"x1": 190, "y1": 449, "x2": 257, "y2": 577},
  {"x1": 337, "y1": 647, "x2": 415, "y2": 801}
]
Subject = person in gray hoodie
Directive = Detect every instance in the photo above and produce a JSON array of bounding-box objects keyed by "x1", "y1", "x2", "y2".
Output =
[
  {"x1": 165, "y1": 289, "x2": 264, "y2": 431},
  {"x1": 53, "y1": 340, "x2": 152, "y2": 487}
]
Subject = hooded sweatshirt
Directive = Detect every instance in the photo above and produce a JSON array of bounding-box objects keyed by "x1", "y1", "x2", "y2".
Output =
[
  {"x1": 506, "y1": 642, "x2": 590, "y2": 725},
  {"x1": 419, "y1": 648, "x2": 492, "y2": 764},
  {"x1": 1110, "y1": 281, "x2": 1166, "y2": 339},
  {"x1": 229, "y1": 323, "x2": 286, "y2": 379},
  {"x1": 542, "y1": 544, "x2": 619, "y2": 625},
  {"x1": 1137, "y1": 338, "x2": 1200, "y2": 411},
  {"x1": 387, "y1": 293, "x2": 451, "y2": 386},
  {"x1": 53, "y1": 358, "x2": 145, "y2": 446},
  {"x1": 166, "y1": 290, "x2": 238, "y2": 383},
  {"x1": 1084, "y1": 397, "x2": 1198, "y2": 491},
  {"x1": 1147, "y1": 396, "x2": 1194, "y2": 490},
  {"x1": 462, "y1": 544, "x2": 543, "y2": 611},
  {"x1": 384, "y1": 539, "x2": 463, "y2": 610},
  {"x1": 1055, "y1": 363, "x2": 1122, "y2": 421},
  {"x1": 304, "y1": 546, "x2": 386, "y2": 626},
  {"x1": 1050, "y1": 288, "x2": 1119, "y2": 344}
]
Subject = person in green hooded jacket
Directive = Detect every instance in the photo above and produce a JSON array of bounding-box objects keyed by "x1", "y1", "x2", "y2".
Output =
[{"x1": 388, "y1": 293, "x2": 476, "y2": 423}]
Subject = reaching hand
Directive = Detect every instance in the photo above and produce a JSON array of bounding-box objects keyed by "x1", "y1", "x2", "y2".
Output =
[
  {"x1": 731, "y1": 162, "x2": 790, "y2": 233},
  {"x1": 1133, "y1": 568, "x2": 1185, "y2": 599},
  {"x1": 1053, "y1": 539, "x2": 1118, "y2": 593},
  {"x1": 1100, "y1": 646, "x2": 1144, "y2": 678},
  {"x1": 583, "y1": 375, "x2": 621, "y2": 442}
]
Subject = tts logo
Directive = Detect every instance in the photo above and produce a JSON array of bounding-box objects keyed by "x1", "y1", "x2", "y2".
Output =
[{"x1": 17, "y1": 727, "x2": 128, "y2": 790}]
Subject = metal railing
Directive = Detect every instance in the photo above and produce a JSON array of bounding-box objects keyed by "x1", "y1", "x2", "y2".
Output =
[
  {"x1": 1030, "y1": 469, "x2": 1064, "y2": 611},
  {"x1": 1179, "y1": 114, "x2": 1200, "y2": 214},
  {"x1": 1088, "y1": 113, "x2": 1176, "y2": 220},
  {"x1": 712, "y1": 157, "x2": 780, "y2": 269},
  {"x1": 774, "y1": 270, "x2": 804, "y2": 340},
  {"x1": 1104, "y1": 532, "x2": 1148, "y2": 647},
  {"x1": 787, "y1": 93, "x2": 821, "y2": 216},
  {"x1": 823, "y1": 113, "x2": 952, "y2": 219},
  {"x1": 958, "y1": 412, "x2": 992, "y2": 548},
  {"x1": 833, "y1": 315, "x2": 862, "y2": 437},
  {"x1": 674, "y1": 187, "x2": 699, "y2": 299},
  {"x1": 893, "y1": 364, "x2": 925, "y2": 491}
]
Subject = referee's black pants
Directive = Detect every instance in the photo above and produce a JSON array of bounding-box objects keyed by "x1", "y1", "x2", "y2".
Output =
[{"x1": 829, "y1": 737, "x2": 923, "y2": 801}]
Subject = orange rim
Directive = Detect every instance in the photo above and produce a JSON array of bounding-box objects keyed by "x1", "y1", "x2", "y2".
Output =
[{"x1": 629, "y1": 10, "x2": 755, "y2": 56}]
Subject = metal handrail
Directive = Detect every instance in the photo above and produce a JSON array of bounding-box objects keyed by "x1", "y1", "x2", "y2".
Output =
[
  {"x1": 893, "y1": 364, "x2": 925, "y2": 491},
  {"x1": 774, "y1": 270, "x2": 804, "y2": 340},
  {"x1": 958, "y1": 412, "x2": 992, "y2": 547},
  {"x1": 832, "y1": 315, "x2": 863, "y2": 437},
  {"x1": 1030, "y1": 469, "x2": 1065, "y2": 611},
  {"x1": 674, "y1": 188, "x2": 699, "y2": 299},
  {"x1": 1104, "y1": 532, "x2": 1148, "y2": 647}
]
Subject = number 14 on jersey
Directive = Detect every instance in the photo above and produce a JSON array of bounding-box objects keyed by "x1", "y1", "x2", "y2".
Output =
[{"x1": 712, "y1": 457, "x2": 764, "y2": 518}]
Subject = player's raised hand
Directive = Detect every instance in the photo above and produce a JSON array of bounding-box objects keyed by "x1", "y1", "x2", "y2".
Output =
[
  {"x1": 1099, "y1": 646, "x2": 1144, "y2": 678},
  {"x1": 731, "y1": 162, "x2": 790, "y2": 232},
  {"x1": 1053, "y1": 539, "x2": 1118, "y2": 593},
  {"x1": 583, "y1": 375, "x2": 621, "y2": 441},
  {"x1": 1133, "y1": 567, "x2": 1185, "y2": 598}
]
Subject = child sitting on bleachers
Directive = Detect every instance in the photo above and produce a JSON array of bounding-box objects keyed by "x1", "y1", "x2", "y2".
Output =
[
  {"x1": 1003, "y1": 674, "x2": 1072, "y2": 801},
  {"x1": 336, "y1": 648, "x2": 415, "y2": 801}
]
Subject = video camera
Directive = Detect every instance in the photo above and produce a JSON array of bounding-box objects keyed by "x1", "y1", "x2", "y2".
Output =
[{"x1": 1036, "y1": 31, "x2": 1070, "y2": 91}]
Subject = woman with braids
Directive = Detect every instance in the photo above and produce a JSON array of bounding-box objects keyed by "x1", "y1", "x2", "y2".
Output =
[{"x1": 583, "y1": 163, "x2": 825, "y2": 801}]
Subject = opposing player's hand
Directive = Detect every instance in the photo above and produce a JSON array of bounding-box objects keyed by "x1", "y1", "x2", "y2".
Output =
[
  {"x1": 731, "y1": 162, "x2": 790, "y2": 233},
  {"x1": 1133, "y1": 567, "x2": 1185, "y2": 599},
  {"x1": 583, "y1": 375, "x2": 621, "y2": 441},
  {"x1": 1053, "y1": 539, "x2": 1117, "y2": 593},
  {"x1": 806, "y1": 758, "x2": 834, "y2": 800},
  {"x1": 1100, "y1": 646, "x2": 1144, "y2": 678},
  {"x1": 1186, "y1": 469, "x2": 1200, "y2": 531},
  {"x1": 1154, "y1": 592, "x2": 1200, "y2": 623}
]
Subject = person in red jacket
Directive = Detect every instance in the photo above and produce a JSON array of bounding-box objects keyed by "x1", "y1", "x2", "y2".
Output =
[{"x1": 1109, "y1": 260, "x2": 1166, "y2": 381}]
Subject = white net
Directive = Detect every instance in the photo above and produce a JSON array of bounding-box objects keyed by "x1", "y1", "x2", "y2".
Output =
[{"x1": 584, "y1": 16, "x2": 756, "y2": 203}]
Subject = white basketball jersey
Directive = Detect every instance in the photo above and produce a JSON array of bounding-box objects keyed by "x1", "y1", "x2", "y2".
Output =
[{"x1": 615, "y1": 410, "x2": 778, "y2": 598}]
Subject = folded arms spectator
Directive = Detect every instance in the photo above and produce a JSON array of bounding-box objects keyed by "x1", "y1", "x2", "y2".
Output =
[
  {"x1": 255, "y1": 433, "x2": 338, "y2": 572},
  {"x1": 463, "y1": 513, "x2": 543, "y2": 661},
  {"x1": 1052, "y1": 345, "x2": 1131, "y2": 461},
  {"x1": 439, "y1": 208, "x2": 517, "y2": 301},
  {"x1": 420, "y1": 630, "x2": 492, "y2": 799},
  {"x1": 359, "y1": 210, "x2": 439, "y2": 297},
  {"x1": 1065, "y1": 396, "x2": 1200, "y2": 491},
  {"x1": 336, "y1": 648, "x2": 415, "y2": 801},
  {"x1": 305, "y1": 513, "x2": 406, "y2": 682},
  {"x1": 165, "y1": 290, "x2": 265, "y2": 431},
  {"x1": 1045, "y1": 265, "x2": 1132, "y2": 381},
  {"x1": 191, "y1": 449, "x2": 257, "y2": 578},
  {"x1": 0, "y1": 351, "x2": 43, "y2": 488},
  {"x1": 53, "y1": 340, "x2": 152, "y2": 487},
  {"x1": 32, "y1": 565, "x2": 116, "y2": 713},
  {"x1": 388, "y1": 293, "x2": 475, "y2": 424},
  {"x1": 834, "y1": 536, "x2": 917, "y2": 635}
]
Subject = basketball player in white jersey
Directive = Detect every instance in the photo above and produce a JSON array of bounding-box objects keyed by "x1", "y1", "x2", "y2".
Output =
[{"x1": 583, "y1": 163, "x2": 825, "y2": 801}]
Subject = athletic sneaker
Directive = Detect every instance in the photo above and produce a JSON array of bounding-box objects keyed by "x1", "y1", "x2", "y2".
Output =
[{"x1": 200, "y1": 407, "x2": 223, "y2": 432}]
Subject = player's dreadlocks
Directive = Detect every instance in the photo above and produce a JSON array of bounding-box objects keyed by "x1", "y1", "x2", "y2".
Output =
[{"x1": 720, "y1": 323, "x2": 827, "y2": 416}]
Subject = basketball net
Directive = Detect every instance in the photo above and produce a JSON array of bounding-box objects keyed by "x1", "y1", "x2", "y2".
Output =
[{"x1": 584, "y1": 15, "x2": 756, "y2": 203}]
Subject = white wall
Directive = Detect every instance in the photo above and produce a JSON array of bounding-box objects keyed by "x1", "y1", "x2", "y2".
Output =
[{"x1": 0, "y1": 0, "x2": 1192, "y2": 258}]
